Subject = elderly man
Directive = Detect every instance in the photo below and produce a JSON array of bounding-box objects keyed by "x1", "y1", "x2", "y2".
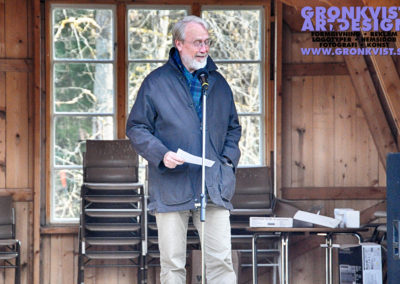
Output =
[{"x1": 126, "y1": 15, "x2": 241, "y2": 284}]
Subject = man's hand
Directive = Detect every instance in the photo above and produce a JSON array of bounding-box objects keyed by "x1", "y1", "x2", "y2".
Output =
[{"x1": 163, "y1": 151, "x2": 185, "y2": 169}]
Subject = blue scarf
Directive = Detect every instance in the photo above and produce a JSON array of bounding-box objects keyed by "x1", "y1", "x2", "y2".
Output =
[{"x1": 173, "y1": 49, "x2": 203, "y2": 121}]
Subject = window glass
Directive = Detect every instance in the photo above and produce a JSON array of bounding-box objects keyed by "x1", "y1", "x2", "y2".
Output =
[
  {"x1": 202, "y1": 10, "x2": 260, "y2": 60},
  {"x1": 53, "y1": 8, "x2": 114, "y2": 60},
  {"x1": 127, "y1": 8, "x2": 188, "y2": 110},
  {"x1": 218, "y1": 63, "x2": 261, "y2": 113},
  {"x1": 127, "y1": 9, "x2": 187, "y2": 60},
  {"x1": 51, "y1": 6, "x2": 115, "y2": 222},
  {"x1": 128, "y1": 62, "x2": 162, "y2": 109},
  {"x1": 202, "y1": 8, "x2": 264, "y2": 165},
  {"x1": 54, "y1": 63, "x2": 114, "y2": 113}
]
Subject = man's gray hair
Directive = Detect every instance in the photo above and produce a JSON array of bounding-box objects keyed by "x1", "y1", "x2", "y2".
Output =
[{"x1": 172, "y1": 15, "x2": 209, "y2": 46}]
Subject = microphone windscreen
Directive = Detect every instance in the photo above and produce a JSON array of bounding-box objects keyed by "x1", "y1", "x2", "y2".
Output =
[{"x1": 197, "y1": 69, "x2": 209, "y2": 89}]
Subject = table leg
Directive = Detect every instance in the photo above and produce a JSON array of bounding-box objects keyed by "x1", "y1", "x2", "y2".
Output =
[
  {"x1": 280, "y1": 233, "x2": 289, "y2": 284},
  {"x1": 252, "y1": 234, "x2": 258, "y2": 284},
  {"x1": 324, "y1": 235, "x2": 333, "y2": 284}
]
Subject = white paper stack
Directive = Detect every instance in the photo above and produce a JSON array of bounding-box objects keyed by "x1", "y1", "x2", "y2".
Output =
[
  {"x1": 249, "y1": 217, "x2": 293, "y2": 228},
  {"x1": 294, "y1": 210, "x2": 341, "y2": 228},
  {"x1": 334, "y1": 208, "x2": 360, "y2": 228}
]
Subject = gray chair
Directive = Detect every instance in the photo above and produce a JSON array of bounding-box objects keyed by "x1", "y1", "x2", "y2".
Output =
[
  {"x1": 0, "y1": 196, "x2": 21, "y2": 284},
  {"x1": 231, "y1": 166, "x2": 275, "y2": 216},
  {"x1": 230, "y1": 167, "x2": 280, "y2": 283},
  {"x1": 78, "y1": 140, "x2": 145, "y2": 284}
]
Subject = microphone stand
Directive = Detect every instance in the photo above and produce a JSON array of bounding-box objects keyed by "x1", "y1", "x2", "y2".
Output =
[{"x1": 196, "y1": 72, "x2": 208, "y2": 284}]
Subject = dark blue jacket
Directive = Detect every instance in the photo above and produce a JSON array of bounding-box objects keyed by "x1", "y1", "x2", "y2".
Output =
[{"x1": 126, "y1": 48, "x2": 241, "y2": 213}]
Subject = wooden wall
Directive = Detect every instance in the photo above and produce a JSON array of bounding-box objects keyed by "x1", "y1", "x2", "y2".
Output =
[
  {"x1": 280, "y1": 24, "x2": 387, "y2": 283},
  {"x1": 0, "y1": 0, "x2": 34, "y2": 283},
  {"x1": 0, "y1": 1, "x2": 393, "y2": 283}
]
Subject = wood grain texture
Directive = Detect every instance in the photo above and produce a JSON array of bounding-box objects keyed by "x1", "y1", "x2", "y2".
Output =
[
  {"x1": 0, "y1": 59, "x2": 33, "y2": 72},
  {"x1": 345, "y1": 55, "x2": 398, "y2": 168},
  {"x1": 369, "y1": 53, "x2": 400, "y2": 136},
  {"x1": 0, "y1": 72, "x2": 5, "y2": 188},
  {"x1": 281, "y1": 186, "x2": 386, "y2": 200},
  {"x1": 5, "y1": 72, "x2": 29, "y2": 188},
  {"x1": 283, "y1": 62, "x2": 348, "y2": 77},
  {"x1": 0, "y1": 0, "x2": 5, "y2": 57},
  {"x1": 5, "y1": 0, "x2": 28, "y2": 58}
]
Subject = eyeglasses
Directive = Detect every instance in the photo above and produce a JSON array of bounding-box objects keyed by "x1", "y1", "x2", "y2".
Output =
[{"x1": 188, "y1": 39, "x2": 212, "y2": 49}]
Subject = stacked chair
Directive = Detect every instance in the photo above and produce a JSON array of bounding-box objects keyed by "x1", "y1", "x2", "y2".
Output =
[
  {"x1": 145, "y1": 166, "x2": 279, "y2": 282},
  {"x1": 77, "y1": 140, "x2": 279, "y2": 283},
  {"x1": 77, "y1": 140, "x2": 146, "y2": 284},
  {"x1": 230, "y1": 166, "x2": 280, "y2": 283},
  {"x1": 0, "y1": 196, "x2": 21, "y2": 284}
]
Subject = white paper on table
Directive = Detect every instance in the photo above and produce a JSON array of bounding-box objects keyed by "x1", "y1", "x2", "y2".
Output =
[{"x1": 176, "y1": 148, "x2": 215, "y2": 167}]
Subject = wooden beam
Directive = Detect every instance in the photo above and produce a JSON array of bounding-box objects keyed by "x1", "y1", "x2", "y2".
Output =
[
  {"x1": 191, "y1": 2, "x2": 201, "y2": 16},
  {"x1": 0, "y1": 74, "x2": 4, "y2": 189},
  {"x1": 0, "y1": 188, "x2": 33, "y2": 201},
  {"x1": 280, "y1": 0, "x2": 364, "y2": 11},
  {"x1": 40, "y1": 226, "x2": 79, "y2": 235},
  {"x1": 282, "y1": 4, "x2": 304, "y2": 32},
  {"x1": 0, "y1": 59, "x2": 32, "y2": 72},
  {"x1": 0, "y1": 0, "x2": 4, "y2": 57},
  {"x1": 275, "y1": 0, "x2": 283, "y2": 196},
  {"x1": 369, "y1": 53, "x2": 400, "y2": 137},
  {"x1": 47, "y1": 0, "x2": 268, "y2": 4},
  {"x1": 344, "y1": 55, "x2": 398, "y2": 168},
  {"x1": 281, "y1": 186, "x2": 386, "y2": 200},
  {"x1": 33, "y1": 1, "x2": 41, "y2": 284},
  {"x1": 360, "y1": 200, "x2": 386, "y2": 225},
  {"x1": 265, "y1": 1, "x2": 273, "y2": 167},
  {"x1": 283, "y1": 62, "x2": 348, "y2": 77}
]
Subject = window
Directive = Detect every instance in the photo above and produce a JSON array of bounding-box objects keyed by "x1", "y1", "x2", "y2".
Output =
[
  {"x1": 127, "y1": 7, "x2": 189, "y2": 110},
  {"x1": 202, "y1": 7, "x2": 264, "y2": 166},
  {"x1": 48, "y1": 3, "x2": 267, "y2": 223},
  {"x1": 50, "y1": 5, "x2": 116, "y2": 222}
]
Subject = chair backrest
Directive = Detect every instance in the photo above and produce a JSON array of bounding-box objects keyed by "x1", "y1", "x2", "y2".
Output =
[
  {"x1": 84, "y1": 140, "x2": 139, "y2": 183},
  {"x1": 232, "y1": 166, "x2": 274, "y2": 210},
  {"x1": 0, "y1": 196, "x2": 14, "y2": 239}
]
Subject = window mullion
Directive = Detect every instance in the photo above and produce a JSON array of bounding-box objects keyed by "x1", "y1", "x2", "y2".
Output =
[{"x1": 117, "y1": 3, "x2": 127, "y2": 139}]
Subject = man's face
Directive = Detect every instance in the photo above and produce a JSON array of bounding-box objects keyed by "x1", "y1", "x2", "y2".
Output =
[{"x1": 175, "y1": 22, "x2": 210, "y2": 73}]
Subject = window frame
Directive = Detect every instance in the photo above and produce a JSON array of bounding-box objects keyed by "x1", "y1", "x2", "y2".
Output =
[{"x1": 47, "y1": 3, "x2": 118, "y2": 223}]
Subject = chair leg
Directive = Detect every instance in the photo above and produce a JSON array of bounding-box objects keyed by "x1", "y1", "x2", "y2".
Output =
[
  {"x1": 15, "y1": 241, "x2": 21, "y2": 284},
  {"x1": 77, "y1": 254, "x2": 84, "y2": 284},
  {"x1": 138, "y1": 255, "x2": 147, "y2": 284}
]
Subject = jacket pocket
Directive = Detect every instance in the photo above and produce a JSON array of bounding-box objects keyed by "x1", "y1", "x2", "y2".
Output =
[
  {"x1": 159, "y1": 171, "x2": 192, "y2": 206},
  {"x1": 219, "y1": 163, "x2": 236, "y2": 202}
]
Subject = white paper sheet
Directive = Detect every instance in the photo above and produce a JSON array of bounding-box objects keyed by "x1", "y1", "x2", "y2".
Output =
[{"x1": 176, "y1": 148, "x2": 215, "y2": 167}]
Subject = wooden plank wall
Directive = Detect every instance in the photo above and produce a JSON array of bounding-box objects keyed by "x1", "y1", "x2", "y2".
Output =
[
  {"x1": 0, "y1": 0, "x2": 33, "y2": 284},
  {"x1": 281, "y1": 24, "x2": 386, "y2": 284},
  {"x1": 0, "y1": 1, "x2": 391, "y2": 283}
]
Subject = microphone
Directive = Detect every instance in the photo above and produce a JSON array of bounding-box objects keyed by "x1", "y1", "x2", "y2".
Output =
[{"x1": 197, "y1": 70, "x2": 209, "y2": 90}]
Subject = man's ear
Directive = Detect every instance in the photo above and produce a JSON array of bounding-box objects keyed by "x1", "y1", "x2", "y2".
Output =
[{"x1": 175, "y1": 40, "x2": 183, "y2": 52}]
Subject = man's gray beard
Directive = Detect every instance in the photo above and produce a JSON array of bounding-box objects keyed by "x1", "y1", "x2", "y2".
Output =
[{"x1": 182, "y1": 54, "x2": 208, "y2": 71}]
